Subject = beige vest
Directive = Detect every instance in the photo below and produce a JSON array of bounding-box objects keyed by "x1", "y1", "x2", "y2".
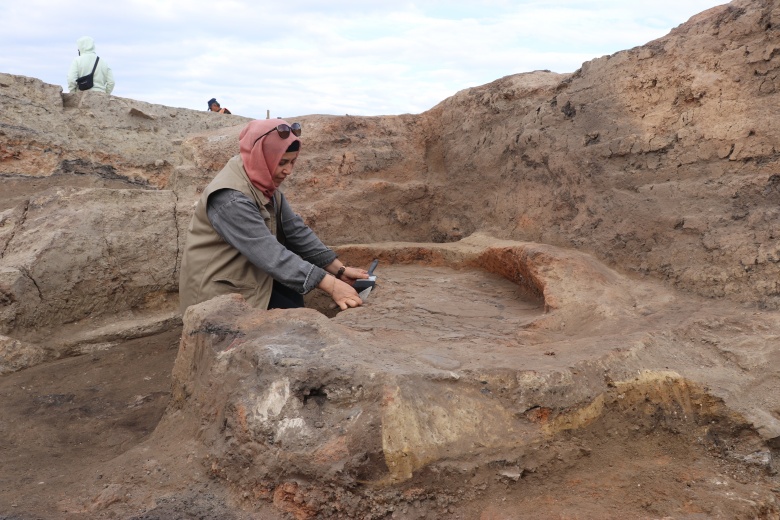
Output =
[{"x1": 179, "y1": 155, "x2": 280, "y2": 312}]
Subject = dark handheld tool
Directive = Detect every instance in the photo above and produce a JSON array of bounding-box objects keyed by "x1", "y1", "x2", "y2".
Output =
[{"x1": 354, "y1": 259, "x2": 379, "y2": 298}]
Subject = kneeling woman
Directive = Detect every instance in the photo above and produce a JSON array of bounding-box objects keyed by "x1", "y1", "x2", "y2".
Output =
[{"x1": 179, "y1": 119, "x2": 368, "y2": 312}]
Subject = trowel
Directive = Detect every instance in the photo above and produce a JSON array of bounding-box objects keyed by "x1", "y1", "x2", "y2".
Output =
[{"x1": 354, "y1": 259, "x2": 379, "y2": 300}]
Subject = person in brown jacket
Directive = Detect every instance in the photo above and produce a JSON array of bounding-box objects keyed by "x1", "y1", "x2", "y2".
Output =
[{"x1": 179, "y1": 119, "x2": 368, "y2": 312}]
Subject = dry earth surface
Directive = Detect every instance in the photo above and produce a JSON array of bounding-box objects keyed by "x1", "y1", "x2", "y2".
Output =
[{"x1": 2, "y1": 0, "x2": 780, "y2": 518}]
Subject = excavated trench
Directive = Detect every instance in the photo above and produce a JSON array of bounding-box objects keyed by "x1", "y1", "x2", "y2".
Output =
[{"x1": 2, "y1": 173, "x2": 778, "y2": 518}]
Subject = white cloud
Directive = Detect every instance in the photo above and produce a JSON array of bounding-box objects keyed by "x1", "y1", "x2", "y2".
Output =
[{"x1": 1, "y1": 0, "x2": 725, "y2": 117}]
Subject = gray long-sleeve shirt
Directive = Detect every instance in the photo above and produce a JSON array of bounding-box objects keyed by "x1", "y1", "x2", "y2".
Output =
[{"x1": 206, "y1": 188, "x2": 336, "y2": 294}]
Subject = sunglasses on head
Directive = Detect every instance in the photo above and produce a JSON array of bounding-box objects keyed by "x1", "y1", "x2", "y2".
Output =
[{"x1": 253, "y1": 123, "x2": 302, "y2": 146}]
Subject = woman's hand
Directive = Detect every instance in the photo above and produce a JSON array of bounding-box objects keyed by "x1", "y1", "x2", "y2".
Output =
[
  {"x1": 318, "y1": 275, "x2": 363, "y2": 310},
  {"x1": 331, "y1": 278, "x2": 364, "y2": 310},
  {"x1": 340, "y1": 266, "x2": 369, "y2": 286},
  {"x1": 326, "y1": 261, "x2": 369, "y2": 287}
]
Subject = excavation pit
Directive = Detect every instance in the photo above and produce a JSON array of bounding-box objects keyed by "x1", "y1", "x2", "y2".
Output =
[
  {"x1": 312, "y1": 263, "x2": 546, "y2": 353},
  {"x1": 166, "y1": 239, "x2": 698, "y2": 497}
]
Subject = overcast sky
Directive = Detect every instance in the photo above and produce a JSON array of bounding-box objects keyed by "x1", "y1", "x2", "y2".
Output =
[{"x1": 3, "y1": 0, "x2": 724, "y2": 119}]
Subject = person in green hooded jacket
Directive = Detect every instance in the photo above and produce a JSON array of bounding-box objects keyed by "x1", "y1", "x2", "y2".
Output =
[{"x1": 67, "y1": 36, "x2": 115, "y2": 94}]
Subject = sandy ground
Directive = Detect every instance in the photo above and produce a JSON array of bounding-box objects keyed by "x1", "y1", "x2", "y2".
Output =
[
  {"x1": 1, "y1": 265, "x2": 778, "y2": 519},
  {"x1": 0, "y1": 327, "x2": 180, "y2": 519},
  {"x1": 1, "y1": 330, "x2": 778, "y2": 519}
]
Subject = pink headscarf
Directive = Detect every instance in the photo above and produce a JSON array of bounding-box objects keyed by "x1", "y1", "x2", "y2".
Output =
[{"x1": 239, "y1": 119, "x2": 301, "y2": 199}]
